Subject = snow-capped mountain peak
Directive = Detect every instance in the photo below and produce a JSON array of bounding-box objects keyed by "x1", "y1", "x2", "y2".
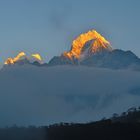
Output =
[
  {"x1": 63, "y1": 30, "x2": 112, "y2": 60},
  {"x1": 4, "y1": 52, "x2": 43, "y2": 65}
]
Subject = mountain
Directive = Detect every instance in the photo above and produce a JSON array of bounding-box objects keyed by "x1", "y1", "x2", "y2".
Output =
[
  {"x1": 3, "y1": 29, "x2": 140, "y2": 70},
  {"x1": 4, "y1": 52, "x2": 43, "y2": 66},
  {"x1": 81, "y1": 49, "x2": 140, "y2": 69},
  {"x1": 48, "y1": 30, "x2": 140, "y2": 69},
  {"x1": 49, "y1": 49, "x2": 140, "y2": 69},
  {"x1": 63, "y1": 30, "x2": 112, "y2": 60},
  {"x1": 48, "y1": 55, "x2": 78, "y2": 66},
  {"x1": 48, "y1": 30, "x2": 113, "y2": 66}
]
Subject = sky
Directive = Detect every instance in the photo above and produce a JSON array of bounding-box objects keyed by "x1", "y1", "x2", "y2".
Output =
[{"x1": 0, "y1": 0, "x2": 140, "y2": 64}]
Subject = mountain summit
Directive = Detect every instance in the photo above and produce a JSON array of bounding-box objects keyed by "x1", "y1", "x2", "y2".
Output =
[
  {"x1": 63, "y1": 30, "x2": 112, "y2": 60},
  {"x1": 49, "y1": 30, "x2": 140, "y2": 69},
  {"x1": 4, "y1": 52, "x2": 43, "y2": 65}
]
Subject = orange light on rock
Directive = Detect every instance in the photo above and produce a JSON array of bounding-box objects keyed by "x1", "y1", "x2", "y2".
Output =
[
  {"x1": 63, "y1": 30, "x2": 112, "y2": 59},
  {"x1": 4, "y1": 52, "x2": 43, "y2": 65},
  {"x1": 31, "y1": 54, "x2": 42, "y2": 61},
  {"x1": 4, "y1": 52, "x2": 26, "y2": 65}
]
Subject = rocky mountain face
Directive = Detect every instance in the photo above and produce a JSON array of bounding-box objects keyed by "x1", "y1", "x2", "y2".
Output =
[
  {"x1": 80, "y1": 49, "x2": 140, "y2": 69},
  {"x1": 48, "y1": 30, "x2": 140, "y2": 69},
  {"x1": 4, "y1": 52, "x2": 43, "y2": 66},
  {"x1": 3, "y1": 30, "x2": 140, "y2": 69},
  {"x1": 63, "y1": 30, "x2": 112, "y2": 60}
]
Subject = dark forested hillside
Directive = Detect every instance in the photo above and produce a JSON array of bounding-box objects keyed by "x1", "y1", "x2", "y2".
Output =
[
  {"x1": 47, "y1": 107, "x2": 140, "y2": 140},
  {"x1": 47, "y1": 120, "x2": 140, "y2": 140},
  {"x1": 1, "y1": 107, "x2": 140, "y2": 140}
]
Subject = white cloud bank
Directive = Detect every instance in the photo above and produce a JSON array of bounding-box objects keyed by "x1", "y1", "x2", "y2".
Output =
[{"x1": 0, "y1": 65, "x2": 140, "y2": 126}]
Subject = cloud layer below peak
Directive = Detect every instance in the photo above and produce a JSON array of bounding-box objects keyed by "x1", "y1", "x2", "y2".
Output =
[{"x1": 0, "y1": 65, "x2": 140, "y2": 126}]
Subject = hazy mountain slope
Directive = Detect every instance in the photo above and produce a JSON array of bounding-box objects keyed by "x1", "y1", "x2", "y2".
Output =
[
  {"x1": 0, "y1": 65, "x2": 140, "y2": 126},
  {"x1": 80, "y1": 49, "x2": 140, "y2": 69}
]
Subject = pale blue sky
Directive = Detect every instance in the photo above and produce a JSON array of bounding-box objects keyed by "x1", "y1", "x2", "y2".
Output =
[{"x1": 0, "y1": 0, "x2": 140, "y2": 63}]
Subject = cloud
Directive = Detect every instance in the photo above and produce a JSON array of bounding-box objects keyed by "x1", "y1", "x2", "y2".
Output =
[{"x1": 0, "y1": 65, "x2": 140, "y2": 126}]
